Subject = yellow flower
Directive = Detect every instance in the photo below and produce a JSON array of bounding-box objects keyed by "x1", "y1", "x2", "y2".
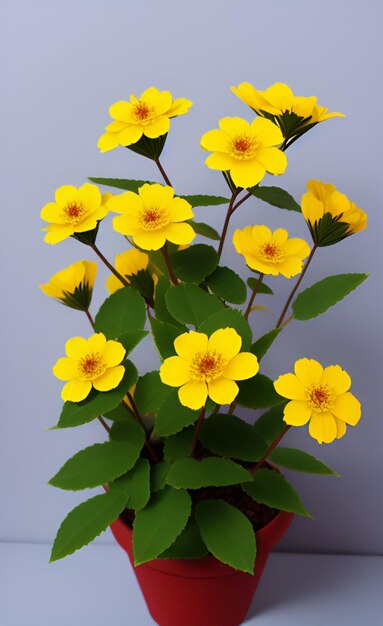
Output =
[
  {"x1": 160, "y1": 328, "x2": 259, "y2": 410},
  {"x1": 40, "y1": 260, "x2": 97, "y2": 310},
  {"x1": 98, "y1": 87, "x2": 193, "y2": 153},
  {"x1": 274, "y1": 358, "x2": 361, "y2": 444},
  {"x1": 201, "y1": 117, "x2": 287, "y2": 189},
  {"x1": 109, "y1": 183, "x2": 195, "y2": 250},
  {"x1": 41, "y1": 184, "x2": 108, "y2": 245},
  {"x1": 302, "y1": 180, "x2": 367, "y2": 246},
  {"x1": 53, "y1": 333, "x2": 126, "y2": 402},
  {"x1": 233, "y1": 225, "x2": 310, "y2": 277},
  {"x1": 231, "y1": 82, "x2": 344, "y2": 139},
  {"x1": 106, "y1": 249, "x2": 149, "y2": 294}
]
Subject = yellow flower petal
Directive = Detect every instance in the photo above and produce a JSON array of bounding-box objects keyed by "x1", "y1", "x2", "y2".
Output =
[
  {"x1": 205, "y1": 152, "x2": 236, "y2": 171},
  {"x1": 250, "y1": 117, "x2": 284, "y2": 146},
  {"x1": 219, "y1": 117, "x2": 250, "y2": 136},
  {"x1": 278, "y1": 256, "x2": 305, "y2": 278},
  {"x1": 174, "y1": 332, "x2": 208, "y2": 361},
  {"x1": 294, "y1": 358, "x2": 323, "y2": 387},
  {"x1": 223, "y1": 352, "x2": 259, "y2": 381},
  {"x1": 62, "y1": 379, "x2": 92, "y2": 402},
  {"x1": 256, "y1": 147, "x2": 287, "y2": 174},
  {"x1": 335, "y1": 417, "x2": 347, "y2": 439},
  {"x1": 283, "y1": 400, "x2": 312, "y2": 425},
  {"x1": 251, "y1": 224, "x2": 273, "y2": 243},
  {"x1": 283, "y1": 238, "x2": 310, "y2": 256},
  {"x1": 308, "y1": 412, "x2": 337, "y2": 444},
  {"x1": 178, "y1": 380, "x2": 208, "y2": 410},
  {"x1": 165, "y1": 222, "x2": 196, "y2": 246},
  {"x1": 113, "y1": 215, "x2": 135, "y2": 236},
  {"x1": 144, "y1": 115, "x2": 170, "y2": 138},
  {"x1": 98, "y1": 132, "x2": 120, "y2": 153},
  {"x1": 78, "y1": 184, "x2": 102, "y2": 211},
  {"x1": 139, "y1": 183, "x2": 174, "y2": 207},
  {"x1": 208, "y1": 328, "x2": 242, "y2": 360},
  {"x1": 118, "y1": 125, "x2": 144, "y2": 146},
  {"x1": 109, "y1": 101, "x2": 133, "y2": 122},
  {"x1": 87, "y1": 333, "x2": 107, "y2": 353},
  {"x1": 44, "y1": 224, "x2": 74, "y2": 244},
  {"x1": 200, "y1": 129, "x2": 230, "y2": 152},
  {"x1": 274, "y1": 373, "x2": 307, "y2": 400},
  {"x1": 208, "y1": 376, "x2": 239, "y2": 405},
  {"x1": 55, "y1": 186, "x2": 78, "y2": 207},
  {"x1": 230, "y1": 161, "x2": 266, "y2": 189},
  {"x1": 321, "y1": 365, "x2": 351, "y2": 394},
  {"x1": 167, "y1": 198, "x2": 194, "y2": 222},
  {"x1": 160, "y1": 356, "x2": 191, "y2": 387},
  {"x1": 103, "y1": 340, "x2": 126, "y2": 367},
  {"x1": 92, "y1": 365, "x2": 125, "y2": 392},
  {"x1": 65, "y1": 336, "x2": 88, "y2": 359},
  {"x1": 106, "y1": 274, "x2": 125, "y2": 294},
  {"x1": 40, "y1": 202, "x2": 67, "y2": 224},
  {"x1": 109, "y1": 191, "x2": 143, "y2": 216},
  {"x1": 332, "y1": 392, "x2": 361, "y2": 426},
  {"x1": 53, "y1": 357, "x2": 78, "y2": 381},
  {"x1": 132, "y1": 230, "x2": 167, "y2": 251}
]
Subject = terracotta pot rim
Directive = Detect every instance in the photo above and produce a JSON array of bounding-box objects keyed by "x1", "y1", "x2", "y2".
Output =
[{"x1": 113, "y1": 507, "x2": 294, "y2": 579}]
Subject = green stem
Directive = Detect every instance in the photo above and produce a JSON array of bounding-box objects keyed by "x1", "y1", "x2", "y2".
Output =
[
  {"x1": 155, "y1": 157, "x2": 172, "y2": 186},
  {"x1": 162, "y1": 243, "x2": 179, "y2": 285},
  {"x1": 192, "y1": 407, "x2": 206, "y2": 457},
  {"x1": 275, "y1": 245, "x2": 318, "y2": 328},
  {"x1": 244, "y1": 274, "x2": 264, "y2": 320},
  {"x1": 250, "y1": 426, "x2": 290, "y2": 474},
  {"x1": 90, "y1": 244, "x2": 129, "y2": 287}
]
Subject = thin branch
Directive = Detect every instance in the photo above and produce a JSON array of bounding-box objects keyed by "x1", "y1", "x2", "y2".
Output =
[
  {"x1": 244, "y1": 274, "x2": 264, "y2": 320},
  {"x1": 249, "y1": 426, "x2": 290, "y2": 474},
  {"x1": 90, "y1": 244, "x2": 129, "y2": 287},
  {"x1": 276, "y1": 245, "x2": 318, "y2": 328},
  {"x1": 155, "y1": 157, "x2": 172, "y2": 186}
]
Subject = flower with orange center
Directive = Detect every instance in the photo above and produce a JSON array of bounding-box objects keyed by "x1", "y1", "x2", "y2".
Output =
[
  {"x1": 231, "y1": 82, "x2": 344, "y2": 141},
  {"x1": 200, "y1": 117, "x2": 287, "y2": 189},
  {"x1": 109, "y1": 183, "x2": 195, "y2": 250},
  {"x1": 233, "y1": 225, "x2": 310, "y2": 277},
  {"x1": 41, "y1": 184, "x2": 108, "y2": 245},
  {"x1": 160, "y1": 328, "x2": 259, "y2": 410},
  {"x1": 274, "y1": 358, "x2": 361, "y2": 444},
  {"x1": 53, "y1": 333, "x2": 126, "y2": 402},
  {"x1": 302, "y1": 180, "x2": 367, "y2": 246},
  {"x1": 98, "y1": 87, "x2": 193, "y2": 153}
]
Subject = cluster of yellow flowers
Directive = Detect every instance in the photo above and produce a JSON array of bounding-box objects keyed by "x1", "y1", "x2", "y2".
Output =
[{"x1": 40, "y1": 83, "x2": 366, "y2": 445}]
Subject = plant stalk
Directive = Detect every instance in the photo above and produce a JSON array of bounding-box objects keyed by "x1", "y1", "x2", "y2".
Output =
[
  {"x1": 155, "y1": 157, "x2": 172, "y2": 187},
  {"x1": 90, "y1": 243, "x2": 129, "y2": 287},
  {"x1": 162, "y1": 243, "x2": 179, "y2": 285},
  {"x1": 249, "y1": 425, "x2": 290, "y2": 474},
  {"x1": 244, "y1": 274, "x2": 264, "y2": 320}
]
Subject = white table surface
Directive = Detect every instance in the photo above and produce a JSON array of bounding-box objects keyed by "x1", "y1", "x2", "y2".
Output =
[{"x1": 1, "y1": 541, "x2": 382, "y2": 626}]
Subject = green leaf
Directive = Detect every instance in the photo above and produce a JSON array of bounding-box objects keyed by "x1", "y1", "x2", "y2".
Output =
[
  {"x1": 154, "y1": 389, "x2": 199, "y2": 437},
  {"x1": 198, "y1": 308, "x2": 252, "y2": 350},
  {"x1": 117, "y1": 330, "x2": 148, "y2": 354},
  {"x1": 50, "y1": 491, "x2": 128, "y2": 562},
  {"x1": 253, "y1": 404, "x2": 287, "y2": 445},
  {"x1": 159, "y1": 516, "x2": 208, "y2": 559},
  {"x1": 195, "y1": 500, "x2": 256, "y2": 573},
  {"x1": 134, "y1": 371, "x2": 172, "y2": 415},
  {"x1": 133, "y1": 486, "x2": 192, "y2": 565},
  {"x1": 56, "y1": 361, "x2": 138, "y2": 428},
  {"x1": 269, "y1": 448, "x2": 339, "y2": 476},
  {"x1": 249, "y1": 185, "x2": 301, "y2": 212},
  {"x1": 180, "y1": 194, "x2": 229, "y2": 207},
  {"x1": 247, "y1": 277, "x2": 274, "y2": 295},
  {"x1": 199, "y1": 414, "x2": 267, "y2": 461},
  {"x1": 292, "y1": 273, "x2": 369, "y2": 320},
  {"x1": 251, "y1": 329, "x2": 281, "y2": 360},
  {"x1": 205, "y1": 267, "x2": 247, "y2": 304},
  {"x1": 163, "y1": 427, "x2": 194, "y2": 462},
  {"x1": 149, "y1": 315, "x2": 180, "y2": 359},
  {"x1": 126, "y1": 134, "x2": 167, "y2": 160},
  {"x1": 88, "y1": 177, "x2": 154, "y2": 192},
  {"x1": 237, "y1": 374, "x2": 285, "y2": 409},
  {"x1": 110, "y1": 458, "x2": 151, "y2": 510},
  {"x1": 94, "y1": 287, "x2": 146, "y2": 337},
  {"x1": 49, "y1": 439, "x2": 143, "y2": 491},
  {"x1": 166, "y1": 284, "x2": 224, "y2": 327},
  {"x1": 243, "y1": 468, "x2": 312, "y2": 517},
  {"x1": 153, "y1": 276, "x2": 185, "y2": 328},
  {"x1": 166, "y1": 457, "x2": 252, "y2": 489},
  {"x1": 151, "y1": 461, "x2": 170, "y2": 492},
  {"x1": 189, "y1": 221, "x2": 220, "y2": 240},
  {"x1": 171, "y1": 244, "x2": 218, "y2": 284},
  {"x1": 109, "y1": 415, "x2": 146, "y2": 447}
]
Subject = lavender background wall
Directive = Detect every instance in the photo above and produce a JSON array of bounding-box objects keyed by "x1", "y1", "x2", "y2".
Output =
[{"x1": 1, "y1": 0, "x2": 382, "y2": 555}]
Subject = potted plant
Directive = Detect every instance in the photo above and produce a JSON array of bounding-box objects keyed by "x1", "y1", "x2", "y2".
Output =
[{"x1": 42, "y1": 83, "x2": 367, "y2": 626}]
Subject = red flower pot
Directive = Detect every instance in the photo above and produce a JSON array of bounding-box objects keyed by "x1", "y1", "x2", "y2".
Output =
[{"x1": 110, "y1": 509, "x2": 293, "y2": 626}]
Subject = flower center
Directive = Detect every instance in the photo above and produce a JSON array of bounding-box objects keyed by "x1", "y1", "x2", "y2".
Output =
[
  {"x1": 132, "y1": 101, "x2": 155, "y2": 123},
  {"x1": 78, "y1": 352, "x2": 106, "y2": 380},
  {"x1": 230, "y1": 135, "x2": 259, "y2": 160},
  {"x1": 258, "y1": 242, "x2": 284, "y2": 264},
  {"x1": 190, "y1": 351, "x2": 225, "y2": 382},
  {"x1": 63, "y1": 201, "x2": 87, "y2": 224},
  {"x1": 138, "y1": 206, "x2": 169, "y2": 231},
  {"x1": 307, "y1": 384, "x2": 334, "y2": 411}
]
